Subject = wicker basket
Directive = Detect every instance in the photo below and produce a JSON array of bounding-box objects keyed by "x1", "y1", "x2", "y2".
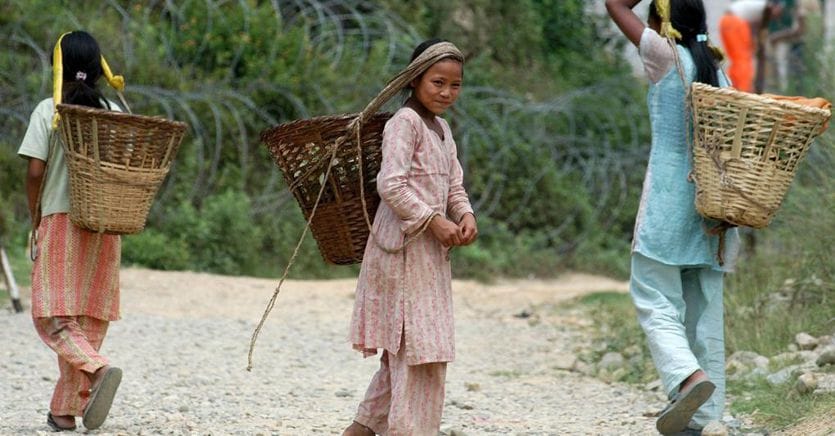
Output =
[
  {"x1": 690, "y1": 83, "x2": 830, "y2": 228},
  {"x1": 56, "y1": 104, "x2": 187, "y2": 235},
  {"x1": 261, "y1": 113, "x2": 391, "y2": 265}
]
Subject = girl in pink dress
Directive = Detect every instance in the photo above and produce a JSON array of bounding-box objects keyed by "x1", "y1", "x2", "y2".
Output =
[{"x1": 343, "y1": 39, "x2": 477, "y2": 436}]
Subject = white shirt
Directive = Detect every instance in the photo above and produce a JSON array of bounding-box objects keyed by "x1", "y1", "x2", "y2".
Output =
[{"x1": 728, "y1": 0, "x2": 767, "y2": 22}]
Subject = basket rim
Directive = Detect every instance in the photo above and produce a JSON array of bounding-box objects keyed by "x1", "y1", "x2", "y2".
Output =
[
  {"x1": 691, "y1": 83, "x2": 832, "y2": 118},
  {"x1": 260, "y1": 111, "x2": 392, "y2": 144},
  {"x1": 56, "y1": 103, "x2": 189, "y2": 130}
]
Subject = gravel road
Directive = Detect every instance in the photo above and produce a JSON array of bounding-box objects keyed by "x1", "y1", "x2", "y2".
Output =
[{"x1": 1, "y1": 268, "x2": 667, "y2": 435}]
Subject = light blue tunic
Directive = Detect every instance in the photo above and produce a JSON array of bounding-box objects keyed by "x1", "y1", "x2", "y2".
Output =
[{"x1": 633, "y1": 45, "x2": 739, "y2": 272}]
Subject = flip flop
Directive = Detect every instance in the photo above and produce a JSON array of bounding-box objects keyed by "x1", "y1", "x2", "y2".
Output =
[
  {"x1": 656, "y1": 378, "x2": 715, "y2": 435},
  {"x1": 46, "y1": 412, "x2": 76, "y2": 432},
  {"x1": 82, "y1": 366, "x2": 122, "y2": 430}
]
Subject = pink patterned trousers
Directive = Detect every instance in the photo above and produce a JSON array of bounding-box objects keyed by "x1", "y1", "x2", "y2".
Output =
[
  {"x1": 33, "y1": 316, "x2": 109, "y2": 416},
  {"x1": 354, "y1": 346, "x2": 447, "y2": 435}
]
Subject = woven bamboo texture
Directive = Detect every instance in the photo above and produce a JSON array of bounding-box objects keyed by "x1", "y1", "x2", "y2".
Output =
[
  {"x1": 56, "y1": 104, "x2": 187, "y2": 235},
  {"x1": 690, "y1": 83, "x2": 830, "y2": 228},
  {"x1": 261, "y1": 112, "x2": 391, "y2": 265}
]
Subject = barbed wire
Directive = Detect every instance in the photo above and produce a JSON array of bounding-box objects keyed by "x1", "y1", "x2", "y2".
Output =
[{"x1": 0, "y1": 0, "x2": 651, "y2": 248}]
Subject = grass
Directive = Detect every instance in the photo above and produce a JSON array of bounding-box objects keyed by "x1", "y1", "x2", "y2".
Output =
[
  {"x1": 728, "y1": 372, "x2": 835, "y2": 430},
  {"x1": 562, "y1": 291, "x2": 656, "y2": 384},
  {"x1": 564, "y1": 283, "x2": 835, "y2": 433}
]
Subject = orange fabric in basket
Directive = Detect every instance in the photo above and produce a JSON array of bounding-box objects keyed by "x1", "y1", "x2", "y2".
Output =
[{"x1": 762, "y1": 94, "x2": 831, "y2": 133}]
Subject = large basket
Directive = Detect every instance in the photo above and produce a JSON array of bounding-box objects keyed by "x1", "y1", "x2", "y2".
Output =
[
  {"x1": 690, "y1": 83, "x2": 830, "y2": 228},
  {"x1": 56, "y1": 104, "x2": 187, "y2": 235},
  {"x1": 261, "y1": 113, "x2": 391, "y2": 265}
]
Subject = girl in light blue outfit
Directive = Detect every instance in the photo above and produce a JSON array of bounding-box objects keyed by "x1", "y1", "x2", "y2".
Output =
[{"x1": 606, "y1": 0, "x2": 740, "y2": 434}]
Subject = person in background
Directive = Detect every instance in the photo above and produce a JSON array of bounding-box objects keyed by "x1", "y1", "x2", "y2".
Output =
[
  {"x1": 770, "y1": 0, "x2": 823, "y2": 93},
  {"x1": 720, "y1": 0, "x2": 777, "y2": 92}
]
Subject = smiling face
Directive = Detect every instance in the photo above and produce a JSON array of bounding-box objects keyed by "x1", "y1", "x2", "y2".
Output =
[{"x1": 410, "y1": 58, "x2": 463, "y2": 115}]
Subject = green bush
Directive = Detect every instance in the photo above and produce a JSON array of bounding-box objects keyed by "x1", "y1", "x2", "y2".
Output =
[{"x1": 122, "y1": 230, "x2": 191, "y2": 271}]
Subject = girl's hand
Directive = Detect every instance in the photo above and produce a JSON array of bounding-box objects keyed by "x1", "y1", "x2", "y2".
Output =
[
  {"x1": 458, "y1": 213, "x2": 478, "y2": 246},
  {"x1": 428, "y1": 215, "x2": 463, "y2": 247}
]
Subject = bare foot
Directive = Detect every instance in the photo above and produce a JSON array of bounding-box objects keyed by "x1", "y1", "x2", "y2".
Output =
[
  {"x1": 680, "y1": 369, "x2": 709, "y2": 392},
  {"x1": 342, "y1": 421, "x2": 375, "y2": 436},
  {"x1": 48, "y1": 413, "x2": 76, "y2": 430},
  {"x1": 87, "y1": 365, "x2": 111, "y2": 390}
]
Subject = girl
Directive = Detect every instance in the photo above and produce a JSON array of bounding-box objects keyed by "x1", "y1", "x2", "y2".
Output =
[
  {"x1": 605, "y1": 1, "x2": 740, "y2": 434},
  {"x1": 343, "y1": 39, "x2": 477, "y2": 436},
  {"x1": 18, "y1": 30, "x2": 124, "y2": 432}
]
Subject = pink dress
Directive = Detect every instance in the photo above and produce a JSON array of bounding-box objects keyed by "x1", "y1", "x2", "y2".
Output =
[{"x1": 349, "y1": 107, "x2": 473, "y2": 365}]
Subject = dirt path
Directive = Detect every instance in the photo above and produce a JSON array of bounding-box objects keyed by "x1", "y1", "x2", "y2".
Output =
[{"x1": 2, "y1": 268, "x2": 668, "y2": 434}]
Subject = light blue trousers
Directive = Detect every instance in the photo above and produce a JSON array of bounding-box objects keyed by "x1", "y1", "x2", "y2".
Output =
[{"x1": 629, "y1": 252, "x2": 726, "y2": 428}]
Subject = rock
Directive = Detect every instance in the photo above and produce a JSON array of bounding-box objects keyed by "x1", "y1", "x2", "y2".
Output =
[
  {"x1": 814, "y1": 373, "x2": 835, "y2": 394},
  {"x1": 178, "y1": 405, "x2": 190, "y2": 413},
  {"x1": 727, "y1": 351, "x2": 769, "y2": 378},
  {"x1": 788, "y1": 343, "x2": 799, "y2": 352},
  {"x1": 645, "y1": 379, "x2": 663, "y2": 392},
  {"x1": 818, "y1": 335, "x2": 833, "y2": 347},
  {"x1": 623, "y1": 345, "x2": 642, "y2": 357},
  {"x1": 552, "y1": 353, "x2": 577, "y2": 371},
  {"x1": 796, "y1": 332, "x2": 819, "y2": 350},
  {"x1": 572, "y1": 360, "x2": 594, "y2": 376},
  {"x1": 816, "y1": 345, "x2": 835, "y2": 366},
  {"x1": 465, "y1": 382, "x2": 481, "y2": 392},
  {"x1": 767, "y1": 362, "x2": 819, "y2": 385},
  {"x1": 701, "y1": 420, "x2": 729, "y2": 436},
  {"x1": 728, "y1": 351, "x2": 769, "y2": 369},
  {"x1": 599, "y1": 352, "x2": 625, "y2": 371},
  {"x1": 794, "y1": 372, "x2": 818, "y2": 395},
  {"x1": 335, "y1": 389, "x2": 352, "y2": 398}
]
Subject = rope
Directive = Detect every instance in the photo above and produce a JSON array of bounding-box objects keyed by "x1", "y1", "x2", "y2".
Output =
[
  {"x1": 246, "y1": 42, "x2": 464, "y2": 370},
  {"x1": 668, "y1": 37, "x2": 737, "y2": 265}
]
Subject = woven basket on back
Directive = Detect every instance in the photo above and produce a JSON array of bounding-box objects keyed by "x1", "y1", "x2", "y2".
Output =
[
  {"x1": 690, "y1": 83, "x2": 830, "y2": 228},
  {"x1": 261, "y1": 113, "x2": 391, "y2": 265},
  {"x1": 56, "y1": 103, "x2": 187, "y2": 235}
]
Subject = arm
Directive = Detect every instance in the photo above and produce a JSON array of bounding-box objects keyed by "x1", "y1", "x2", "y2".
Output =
[
  {"x1": 377, "y1": 115, "x2": 438, "y2": 235},
  {"x1": 605, "y1": 0, "x2": 645, "y2": 46},
  {"x1": 25, "y1": 158, "x2": 46, "y2": 227},
  {"x1": 445, "y1": 134, "x2": 477, "y2": 245},
  {"x1": 770, "y1": 14, "x2": 806, "y2": 44}
]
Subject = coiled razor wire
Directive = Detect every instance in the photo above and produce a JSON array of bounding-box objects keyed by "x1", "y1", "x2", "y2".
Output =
[{"x1": 2, "y1": 0, "x2": 654, "y2": 253}]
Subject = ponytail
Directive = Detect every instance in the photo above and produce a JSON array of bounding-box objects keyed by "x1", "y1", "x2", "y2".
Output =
[
  {"x1": 682, "y1": 38, "x2": 719, "y2": 87},
  {"x1": 651, "y1": 0, "x2": 722, "y2": 87}
]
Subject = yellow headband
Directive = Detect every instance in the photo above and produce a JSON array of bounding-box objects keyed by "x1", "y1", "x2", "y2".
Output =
[
  {"x1": 655, "y1": 0, "x2": 682, "y2": 40},
  {"x1": 51, "y1": 31, "x2": 126, "y2": 128}
]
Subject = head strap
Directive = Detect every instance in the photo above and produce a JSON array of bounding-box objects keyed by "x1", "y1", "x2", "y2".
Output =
[{"x1": 51, "y1": 32, "x2": 126, "y2": 128}]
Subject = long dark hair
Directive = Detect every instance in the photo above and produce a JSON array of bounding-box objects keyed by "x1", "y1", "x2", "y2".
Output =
[
  {"x1": 51, "y1": 31, "x2": 110, "y2": 110},
  {"x1": 649, "y1": 0, "x2": 720, "y2": 87}
]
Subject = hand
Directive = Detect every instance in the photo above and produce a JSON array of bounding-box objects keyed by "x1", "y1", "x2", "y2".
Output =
[
  {"x1": 428, "y1": 215, "x2": 463, "y2": 247},
  {"x1": 458, "y1": 213, "x2": 478, "y2": 246}
]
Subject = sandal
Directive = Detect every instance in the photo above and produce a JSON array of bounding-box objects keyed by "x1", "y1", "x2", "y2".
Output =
[
  {"x1": 82, "y1": 366, "x2": 122, "y2": 430},
  {"x1": 656, "y1": 378, "x2": 715, "y2": 435},
  {"x1": 46, "y1": 412, "x2": 76, "y2": 432}
]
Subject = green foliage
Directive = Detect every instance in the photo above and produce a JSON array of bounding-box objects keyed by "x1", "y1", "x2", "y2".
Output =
[
  {"x1": 122, "y1": 230, "x2": 192, "y2": 271},
  {"x1": 567, "y1": 291, "x2": 655, "y2": 384},
  {"x1": 728, "y1": 375, "x2": 835, "y2": 429},
  {"x1": 1, "y1": 0, "x2": 646, "y2": 280}
]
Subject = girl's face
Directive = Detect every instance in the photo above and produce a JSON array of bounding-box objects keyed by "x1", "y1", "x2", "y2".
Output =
[{"x1": 411, "y1": 59, "x2": 463, "y2": 115}]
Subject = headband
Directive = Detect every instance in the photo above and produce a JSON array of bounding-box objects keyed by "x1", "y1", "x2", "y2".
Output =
[
  {"x1": 655, "y1": 0, "x2": 682, "y2": 40},
  {"x1": 51, "y1": 32, "x2": 127, "y2": 128},
  {"x1": 355, "y1": 41, "x2": 464, "y2": 124}
]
